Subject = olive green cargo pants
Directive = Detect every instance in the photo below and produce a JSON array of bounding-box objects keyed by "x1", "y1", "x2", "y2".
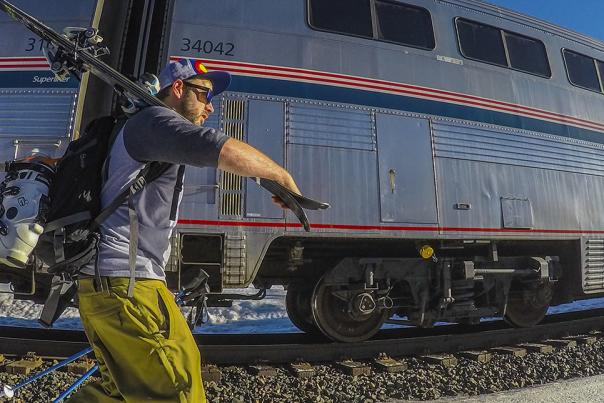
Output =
[{"x1": 66, "y1": 278, "x2": 206, "y2": 403}]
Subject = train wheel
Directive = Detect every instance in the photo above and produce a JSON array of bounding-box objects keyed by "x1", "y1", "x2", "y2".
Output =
[
  {"x1": 285, "y1": 282, "x2": 319, "y2": 334},
  {"x1": 504, "y1": 281, "x2": 553, "y2": 327},
  {"x1": 311, "y1": 273, "x2": 390, "y2": 342}
]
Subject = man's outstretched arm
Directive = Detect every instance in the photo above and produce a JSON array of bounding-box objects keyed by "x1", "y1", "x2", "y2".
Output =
[{"x1": 218, "y1": 137, "x2": 301, "y2": 206}]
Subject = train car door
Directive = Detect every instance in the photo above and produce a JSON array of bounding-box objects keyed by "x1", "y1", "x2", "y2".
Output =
[
  {"x1": 286, "y1": 103, "x2": 380, "y2": 228},
  {"x1": 245, "y1": 99, "x2": 285, "y2": 219},
  {"x1": 376, "y1": 114, "x2": 437, "y2": 223}
]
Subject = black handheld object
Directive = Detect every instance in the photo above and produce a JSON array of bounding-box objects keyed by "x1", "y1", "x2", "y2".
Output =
[{"x1": 257, "y1": 178, "x2": 330, "y2": 232}]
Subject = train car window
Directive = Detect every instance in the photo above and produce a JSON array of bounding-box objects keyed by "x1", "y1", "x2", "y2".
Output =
[
  {"x1": 457, "y1": 18, "x2": 551, "y2": 79},
  {"x1": 374, "y1": 1, "x2": 435, "y2": 50},
  {"x1": 563, "y1": 49, "x2": 602, "y2": 92},
  {"x1": 308, "y1": 0, "x2": 373, "y2": 39},
  {"x1": 456, "y1": 19, "x2": 507, "y2": 67},
  {"x1": 504, "y1": 32, "x2": 551, "y2": 77}
]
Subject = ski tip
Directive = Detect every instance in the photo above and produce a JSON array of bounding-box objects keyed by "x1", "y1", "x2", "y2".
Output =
[
  {"x1": 292, "y1": 195, "x2": 330, "y2": 211},
  {"x1": 313, "y1": 200, "x2": 331, "y2": 210}
]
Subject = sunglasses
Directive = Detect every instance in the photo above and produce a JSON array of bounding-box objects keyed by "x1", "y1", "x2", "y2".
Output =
[{"x1": 183, "y1": 81, "x2": 214, "y2": 103}]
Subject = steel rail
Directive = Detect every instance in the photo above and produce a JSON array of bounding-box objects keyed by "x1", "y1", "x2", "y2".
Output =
[{"x1": 0, "y1": 309, "x2": 602, "y2": 365}]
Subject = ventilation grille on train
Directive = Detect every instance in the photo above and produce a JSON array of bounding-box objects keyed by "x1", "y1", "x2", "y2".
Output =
[
  {"x1": 583, "y1": 239, "x2": 604, "y2": 292},
  {"x1": 219, "y1": 98, "x2": 246, "y2": 217},
  {"x1": 287, "y1": 103, "x2": 375, "y2": 151},
  {"x1": 0, "y1": 90, "x2": 77, "y2": 160},
  {"x1": 165, "y1": 234, "x2": 180, "y2": 273},
  {"x1": 433, "y1": 121, "x2": 604, "y2": 176},
  {"x1": 223, "y1": 233, "x2": 247, "y2": 286}
]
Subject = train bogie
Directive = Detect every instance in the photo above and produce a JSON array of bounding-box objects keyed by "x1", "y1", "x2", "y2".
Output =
[{"x1": 268, "y1": 239, "x2": 562, "y2": 342}]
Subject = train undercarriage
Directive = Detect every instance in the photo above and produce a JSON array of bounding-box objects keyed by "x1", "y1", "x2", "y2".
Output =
[
  {"x1": 0, "y1": 236, "x2": 580, "y2": 343},
  {"x1": 255, "y1": 238, "x2": 572, "y2": 342}
]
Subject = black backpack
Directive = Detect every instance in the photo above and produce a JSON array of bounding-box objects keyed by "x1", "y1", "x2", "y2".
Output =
[
  {"x1": 37, "y1": 115, "x2": 182, "y2": 326},
  {"x1": 35, "y1": 116, "x2": 117, "y2": 273}
]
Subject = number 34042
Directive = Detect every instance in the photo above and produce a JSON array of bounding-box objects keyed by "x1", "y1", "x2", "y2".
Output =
[{"x1": 181, "y1": 39, "x2": 235, "y2": 56}]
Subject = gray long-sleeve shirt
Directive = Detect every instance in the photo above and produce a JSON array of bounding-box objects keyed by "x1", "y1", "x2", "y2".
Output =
[{"x1": 81, "y1": 106, "x2": 228, "y2": 280}]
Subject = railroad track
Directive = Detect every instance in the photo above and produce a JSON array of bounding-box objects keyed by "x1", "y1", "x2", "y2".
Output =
[{"x1": 0, "y1": 308, "x2": 603, "y2": 365}]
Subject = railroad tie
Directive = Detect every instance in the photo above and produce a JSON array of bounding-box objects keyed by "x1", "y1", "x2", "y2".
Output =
[
  {"x1": 63, "y1": 357, "x2": 96, "y2": 375},
  {"x1": 373, "y1": 354, "x2": 407, "y2": 373},
  {"x1": 563, "y1": 335, "x2": 597, "y2": 345},
  {"x1": 517, "y1": 343, "x2": 554, "y2": 354},
  {"x1": 201, "y1": 364, "x2": 222, "y2": 383},
  {"x1": 337, "y1": 359, "x2": 371, "y2": 376},
  {"x1": 458, "y1": 350, "x2": 492, "y2": 363},
  {"x1": 543, "y1": 339, "x2": 577, "y2": 349},
  {"x1": 288, "y1": 362, "x2": 315, "y2": 379},
  {"x1": 491, "y1": 347, "x2": 526, "y2": 358},
  {"x1": 6, "y1": 352, "x2": 43, "y2": 376},
  {"x1": 249, "y1": 364, "x2": 277, "y2": 377},
  {"x1": 421, "y1": 354, "x2": 458, "y2": 368}
]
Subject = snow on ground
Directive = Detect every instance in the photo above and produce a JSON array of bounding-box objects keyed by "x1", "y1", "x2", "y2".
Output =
[
  {"x1": 436, "y1": 374, "x2": 604, "y2": 403},
  {"x1": 197, "y1": 286, "x2": 296, "y2": 333},
  {"x1": 0, "y1": 285, "x2": 604, "y2": 334},
  {"x1": 0, "y1": 286, "x2": 296, "y2": 333}
]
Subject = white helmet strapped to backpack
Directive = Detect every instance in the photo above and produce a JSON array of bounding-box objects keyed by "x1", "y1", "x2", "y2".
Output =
[{"x1": 0, "y1": 156, "x2": 55, "y2": 268}]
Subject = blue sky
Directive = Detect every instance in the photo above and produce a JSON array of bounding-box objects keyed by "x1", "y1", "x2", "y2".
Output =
[{"x1": 487, "y1": 0, "x2": 604, "y2": 42}]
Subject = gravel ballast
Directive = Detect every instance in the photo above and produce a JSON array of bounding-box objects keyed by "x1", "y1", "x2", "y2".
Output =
[{"x1": 1, "y1": 338, "x2": 603, "y2": 402}]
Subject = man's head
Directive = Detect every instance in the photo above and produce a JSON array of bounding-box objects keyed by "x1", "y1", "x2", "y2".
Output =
[{"x1": 157, "y1": 59, "x2": 231, "y2": 125}]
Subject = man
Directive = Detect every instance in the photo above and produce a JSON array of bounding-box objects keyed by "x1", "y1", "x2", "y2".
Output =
[{"x1": 68, "y1": 59, "x2": 301, "y2": 402}]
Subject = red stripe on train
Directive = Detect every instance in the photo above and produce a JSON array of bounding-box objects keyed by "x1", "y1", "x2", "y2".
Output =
[
  {"x1": 0, "y1": 64, "x2": 49, "y2": 68},
  {"x1": 0, "y1": 57, "x2": 48, "y2": 62},
  {"x1": 177, "y1": 219, "x2": 604, "y2": 234}
]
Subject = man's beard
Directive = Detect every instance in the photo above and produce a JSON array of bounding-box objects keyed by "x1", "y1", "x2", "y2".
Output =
[{"x1": 179, "y1": 97, "x2": 203, "y2": 125}]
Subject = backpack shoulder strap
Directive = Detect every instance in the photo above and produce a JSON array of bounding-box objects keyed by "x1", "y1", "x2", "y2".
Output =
[
  {"x1": 125, "y1": 162, "x2": 173, "y2": 296},
  {"x1": 91, "y1": 161, "x2": 172, "y2": 230},
  {"x1": 91, "y1": 161, "x2": 173, "y2": 297},
  {"x1": 170, "y1": 165, "x2": 186, "y2": 221},
  {"x1": 101, "y1": 117, "x2": 128, "y2": 184}
]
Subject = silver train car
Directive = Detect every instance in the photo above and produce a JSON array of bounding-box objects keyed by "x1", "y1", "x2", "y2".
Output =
[{"x1": 2, "y1": 0, "x2": 604, "y2": 342}]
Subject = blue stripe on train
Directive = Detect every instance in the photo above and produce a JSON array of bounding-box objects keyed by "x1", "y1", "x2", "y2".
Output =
[
  {"x1": 0, "y1": 71, "x2": 79, "y2": 88},
  {"x1": 230, "y1": 75, "x2": 604, "y2": 145},
  {"x1": 2, "y1": 70, "x2": 601, "y2": 144}
]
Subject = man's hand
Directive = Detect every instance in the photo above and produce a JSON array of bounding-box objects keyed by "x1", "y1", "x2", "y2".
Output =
[
  {"x1": 271, "y1": 195, "x2": 288, "y2": 209},
  {"x1": 271, "y1": 172, "x2": 301, "y2": 209}
]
